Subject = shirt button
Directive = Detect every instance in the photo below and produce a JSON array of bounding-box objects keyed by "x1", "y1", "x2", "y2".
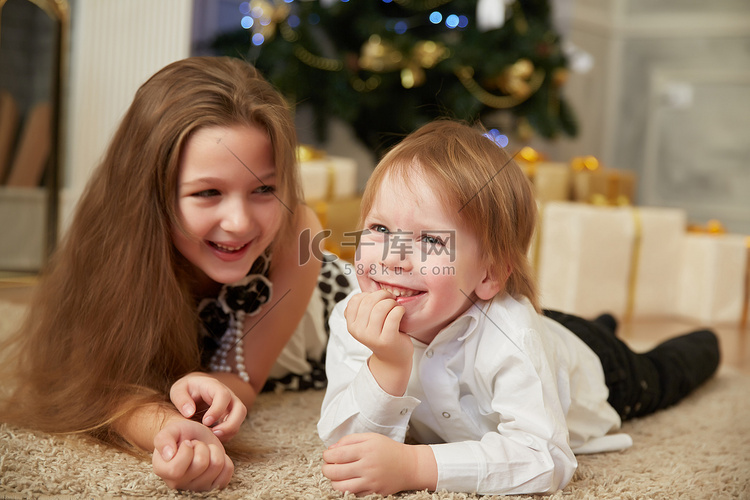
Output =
[
  {"x1": 425, "y1": 349, "x2": 434, "y2": 358},
  {"x1": 640, "y1": 380, "x2": 648, "y2": 390},
  {"x1": 400, "y1": 408, "x2": 408, "y2": 415},
  {"x1": 442, "y1": 411, "x2": 450, "y2": 419}
]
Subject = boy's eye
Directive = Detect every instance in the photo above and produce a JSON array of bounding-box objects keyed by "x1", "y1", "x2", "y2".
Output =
[
  {"x1": 370, "y1": 224, "x2": 390, "y2": 234},
  {"x1": 421, "y1": 234, "x2": 445, "y2": 247},
  {"x1": 192, "y1": 189, "x2": 220, "y2": 198}
]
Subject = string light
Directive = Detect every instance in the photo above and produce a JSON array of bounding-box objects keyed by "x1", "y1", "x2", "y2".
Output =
[
  {"x1": 484, "y1": 129, "x2": 509, "y2": 148},
  {"x1": 238, "y1": 0, "x2": 553, "y2": 128}
]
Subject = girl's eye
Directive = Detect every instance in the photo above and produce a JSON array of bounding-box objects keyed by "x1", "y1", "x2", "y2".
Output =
[
  {"x1": 255, "y1": 184, "x2": 276, "y2": 194},
  {"x1": 192, "y1": 189, "x2": 220, "y2": 198}
]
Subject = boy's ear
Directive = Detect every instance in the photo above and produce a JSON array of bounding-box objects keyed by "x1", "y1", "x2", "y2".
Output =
[{"x1": 474, "y1": 263, "x2": 509, "y2": 301}]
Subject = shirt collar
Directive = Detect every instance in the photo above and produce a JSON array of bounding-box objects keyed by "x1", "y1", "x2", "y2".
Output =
[{"x1": 432, "y1": 297, "x2": 491, "y2": 344}]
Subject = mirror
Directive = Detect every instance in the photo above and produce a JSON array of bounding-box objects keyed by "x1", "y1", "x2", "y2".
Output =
[{"x1": 0, "y1": 0, "x2": 68, "y2": 278}]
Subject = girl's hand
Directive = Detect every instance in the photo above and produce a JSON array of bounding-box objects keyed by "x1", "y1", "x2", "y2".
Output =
[
  {"x1": 321, "y1": 433, "x2": 437, "y2": 496},
  {"x1": 345, "y1": 291, "x2": 412, "y2": 396},
  {"x1": 152, "y1": 418, "x2": 234, "y2": 491},
  {"x1": 170, "y1": 372, "x2": 247, "y2": 441}
]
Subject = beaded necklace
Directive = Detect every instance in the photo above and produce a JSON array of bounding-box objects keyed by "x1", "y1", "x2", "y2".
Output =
[{"x1": 199, "y1": 251, "x2": 272, "y2": 383}]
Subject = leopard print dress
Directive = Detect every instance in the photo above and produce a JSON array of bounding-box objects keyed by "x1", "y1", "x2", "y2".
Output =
[{"x1": 198, "y1": 251, "x2": 354, "y2": 393}]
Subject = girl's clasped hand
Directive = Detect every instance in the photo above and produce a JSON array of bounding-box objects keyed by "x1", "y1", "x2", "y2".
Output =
[{"x1": 152, "y1": 374, "x2": 246, "y2": 490}]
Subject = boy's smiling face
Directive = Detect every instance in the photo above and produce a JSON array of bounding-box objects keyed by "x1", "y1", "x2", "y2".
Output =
[{"x1": 356, "y1": 169, "x2": 499, "y2": 345}]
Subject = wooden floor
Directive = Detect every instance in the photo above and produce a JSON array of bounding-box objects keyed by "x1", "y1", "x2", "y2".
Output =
[{"x1": 1, "y1": 274, "x2": 748, "y2": 375}]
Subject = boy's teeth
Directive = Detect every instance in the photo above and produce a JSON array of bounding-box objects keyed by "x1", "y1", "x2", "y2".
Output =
[{"x1": 381, "y1": 284, "x2": 420, "y2": 297}]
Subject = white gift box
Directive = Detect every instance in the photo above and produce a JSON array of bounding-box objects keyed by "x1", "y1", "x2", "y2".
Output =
[
  {"x1": 630, "y1": 207, "x2": 686, "y2": 318},
  {"x1": 674, "y1": 233, "x2": 748, "y2": 325},
  {"x1": 520, "y1": 161, "x2": 571, "y2": 203},
  {"x1": 534, "y1": 162, "x2": 571, "y2": 202},
  {"x1": 535, "y1": 202, "x2": 686, "y2": 320},
  {"x1": 536, "y1": 202, "x2": 633, "y2": 318},
  {"x1": 299, "y1": 156, "x2": 358, "y2": 202}
]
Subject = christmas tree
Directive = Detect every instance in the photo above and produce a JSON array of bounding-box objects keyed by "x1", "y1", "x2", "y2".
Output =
[{"x1": 212, "y1": 0, "x2": 576, "y2": 158}]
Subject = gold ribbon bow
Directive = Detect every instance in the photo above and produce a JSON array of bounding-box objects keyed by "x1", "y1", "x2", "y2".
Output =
[
  {"x1": 687, "y1": 219, "x2": 726, "y2": 235},
  {"x1": 516, "y1": 146, "x2": 543, "y2": 180}
]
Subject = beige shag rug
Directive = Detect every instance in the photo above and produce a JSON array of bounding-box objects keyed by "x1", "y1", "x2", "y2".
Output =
[{"x1": 1, "y1": 301, "x2": 749, "y2": 500}]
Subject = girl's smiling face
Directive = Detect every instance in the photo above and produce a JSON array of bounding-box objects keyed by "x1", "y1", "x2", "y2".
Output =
[
  {"x1": 173, "y1": 124, "x2": 283, "y2": 289},
  {"x1": 356, "y1": 170, "x2": 499, "y2": 344}
]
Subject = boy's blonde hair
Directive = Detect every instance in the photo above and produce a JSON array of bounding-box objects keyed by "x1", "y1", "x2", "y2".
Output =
[{"x1": 360, "y1": 120, "x2": 539, "y2": 311}]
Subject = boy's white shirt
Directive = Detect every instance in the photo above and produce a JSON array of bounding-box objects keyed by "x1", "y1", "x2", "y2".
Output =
[{"x1": 318, "y1": 287, "x2": 629, "y2": 495}]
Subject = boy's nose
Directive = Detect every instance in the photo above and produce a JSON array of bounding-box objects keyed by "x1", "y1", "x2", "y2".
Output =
[{"x1": 380, "y1": 234, "x2": 414, "y2": 272}]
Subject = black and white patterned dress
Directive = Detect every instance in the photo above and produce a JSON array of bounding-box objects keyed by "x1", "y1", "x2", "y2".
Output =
[{"x1": 198, "y1": 251, "x2": 354, "y2": 393}]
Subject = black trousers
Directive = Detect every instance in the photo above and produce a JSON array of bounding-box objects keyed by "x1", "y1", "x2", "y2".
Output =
[{"x1": 543, "y1": 310, "x2": 720, "y2": 421}]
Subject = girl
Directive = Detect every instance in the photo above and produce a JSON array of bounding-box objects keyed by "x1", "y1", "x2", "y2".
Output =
[
  {"x1": 0, "y1": 57, "x2": 351, "y2": 491},
  {"x1": 318, "y1": 120, "x2": 719, "y2": 496}
]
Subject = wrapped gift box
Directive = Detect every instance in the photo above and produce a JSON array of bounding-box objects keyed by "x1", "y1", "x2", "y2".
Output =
[
  {"x1": 534, "y1": 162, "x2": 571, "y2": 202},
  {"x1": 571, "y1": 167, "x2": 636, "y2": 206},
  {"x1": 299, "y1": 155, "x2": 358, "y2": 202},
  {"x1": 520, "y1": 161, "x2": 571, "y2": 203},
  {"x1": 536, "y1": 202, "x2": 633, "y2": 318},
  {"x1": 674, "y1": 233, "x2": 748, "y2": 326},
  {"x1": 535, "y1": 201, "x2": 686, "y2": 320},
  {"x1": 297, "y1": 147, "x2": 361, "y2": 262},
  {"x1": 630, "y1": 207, "x2": 686, "y2": 318},
  {"x1": 311, "y1": 197, "x2": 361, "y2": 263}
]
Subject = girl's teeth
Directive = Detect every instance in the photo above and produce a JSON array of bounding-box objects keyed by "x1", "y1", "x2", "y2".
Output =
[{"x1": 215, "y1": 243, "x2": 244, "y2": 252}]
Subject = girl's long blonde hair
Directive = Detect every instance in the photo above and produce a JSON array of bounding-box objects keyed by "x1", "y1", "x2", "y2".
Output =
[
  {"x1": 360, "y1": 120, "x2": 539, "y2": 311},
  {"x1": 0, "y1": 57, "x2": 301, "y2": 451}
]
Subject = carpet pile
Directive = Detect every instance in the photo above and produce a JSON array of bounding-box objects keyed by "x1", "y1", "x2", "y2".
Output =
[{"x1": 1, "y1": 302, "x2": 748, "y2": 499}]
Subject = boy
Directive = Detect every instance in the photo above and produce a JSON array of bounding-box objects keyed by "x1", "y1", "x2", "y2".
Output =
[{"x1": 317, "y1": 120, "x2": 719, "y2": 496}]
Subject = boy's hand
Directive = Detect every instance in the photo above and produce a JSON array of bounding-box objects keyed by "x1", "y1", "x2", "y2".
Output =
[
  {"x1": 170, "y1": 372, "x2": 247, "y2": 441},
  {"x1": 152, "y1": 418, "x2": 234, "y2": 491},
  {"x1": 322, "y1": 433, "x2": 437, "y2": 496},
  {"x1": 344, "y1": 291, "x2": 412, "y2": 395}
]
